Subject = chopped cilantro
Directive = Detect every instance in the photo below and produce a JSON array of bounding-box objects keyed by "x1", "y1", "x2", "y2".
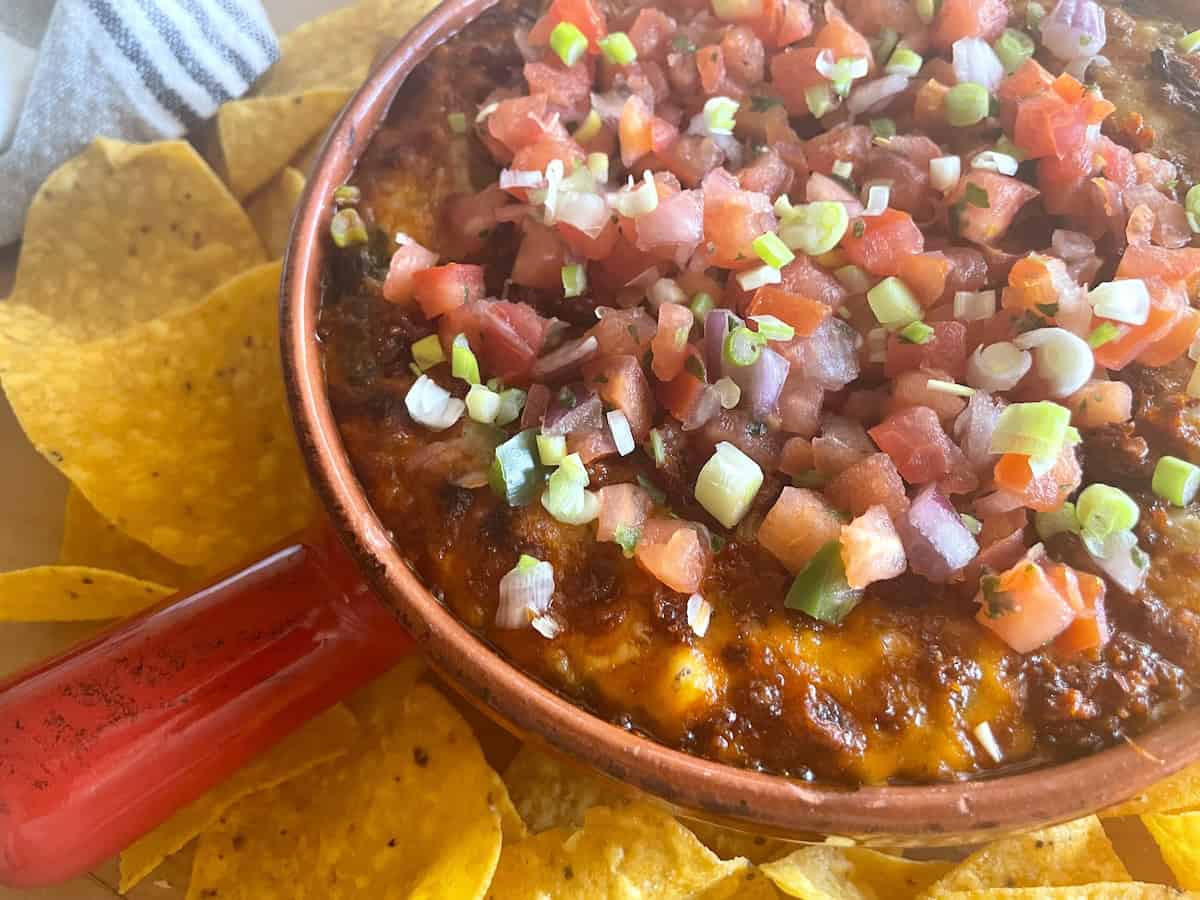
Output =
[
  {"x1": 1035, "y1": 302, "x2": 1059, "y2": 317},
  {"x1": 965, "y1": 183, "x2": 990, "y2": 208},
  {"x1": 613, "y1": 524, "x2": 641, "y2": 557},
  {"x1": 852, "y1": 220, "x2": 866, "y2": 238},
  {"x1": 750, "y1": 95, "x2": 782, "y2": 112},
  {"x1": 672, "y1": 34, "x2": 697, "y2": 53},
  {"x1": 685, "y1": 354, "x2": 707, "y2": 381},
  {"x1": 981, "y1": 574, "x2": 1015, "y2": 619}
]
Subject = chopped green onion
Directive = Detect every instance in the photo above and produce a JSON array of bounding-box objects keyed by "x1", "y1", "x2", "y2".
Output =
[
  {"x1": 778, "y1": 200, "x2": 850, "y2": 256},
  {"x1": 1077, "y1": 484, "x2": 1139, "y2": 548},
  {"x1": 516, "y1": 553, "x2": 542, "y2": 573},
  {"x1": 672, "y1": 33, "x2": 697, "y2": 53},
  {"x1": 1153, "y1": 456, "x2": 1200, "y2": 507},
  {"x1": 689, "y1": 291, "x2": 715, "y2": 323},
  {"x1": 724, "y1": 326, "x2": 766, "y2": 367},
  {"x1": 773, "y1": 194, "x2": 795, "y2": 218},
  {"x1": 960, "y1": 514, "x2": 983, "y2": 536},
  {"x1": 541, "y1": 452, "x2": 598, "y2": 524},
  {"x1": 613, "y1": 524, "x2": 641, "y2": 557},
  {"x1": 1035, "y1": 503, "x2": 1081, "y2": 541},
  {"x1": 874, "y1": 28, "x2": 900, "y2": 67},
  {"x1": 574, "y1": 109, "x2": 602, "y2": 143},
  {"x1": 927, "y1": 378, "x2": 975, "y2": 397},
  {"x1": 599, "y1": 32, "x2": 637, "y2": 65},
  {"x1": 536, "y1": 433, "x2": 567, "y2": 466},
  {"x1": 964, "y1": 182, "x2": 990, "y2": 208},
  {"x1": 751, "y1": 232, "x2": 795, "y2": 269},
  {"x1": 489, "y1": 429, "x2": 546, "y2": 506},
  {"x1": 714, "y1": 376, "x2": 741, "y2": 409},
  {"x1": 330, "y1": 208, "x2": 368, "y2": 247},
  {"x1": 735, "y1": 264, "x2": 783, "y2": 291},
  {"x1": 447, "y1": 112, "x2": 468, "y2": 134},
  {"x1": 695, "y1": 442, "x2": 764, "y2": 528},
  {"x1": 703, "y1": 96, "x2": 739, "y2": 135},
  {"x1": 1088, "y1": 279, "x2": 1150, "y2": 325},
  {"x1": 946, "y1": 82, "x2": 991, "y2": 128},
  {"x1": 333, "y1": 185, "x2": 361, "y2": 206},
  {"x1": 466, "y1": 384, "x2": 501, "y2": 423},
  {"x1": 828, "y1": 56, "x2": 869, "y2": 97},
  {"x1": 914, "y1": 0, "x2": 939, "y2": 26},
  {"x1": 1178, "y1": 29, "x2": 1200, "y2": 54},
  {"x1": 994, "y1": 135, "x2": 1027, "y2": 162},
  {"x1": 411, "y1": 334, "x2": 445, "y2": 371},
  {"x1": 1186, "y1": 184, "x2": 1200, "y2": 234},
  {"x1": 805, "y1": 84, "x2": 837, "y2": 118},
  {"x1": 451, "y1": 333, "x2": 481, "y2": 385},
  {"x1": 870, "y1": 118, "x2": 897, "y2": 139},
  {"x1": 586, "y1": 151, "x2": 609, "y2": 184},
  {"x1": 899, "y1": 321, "x2": 935, "y2": 344},
  {"x1": 557, "y1": 452, "x2": 589, "y2": 485},
  {"x1": 549, "y1": 21, "x2": 588, "y2": 67},
  {"x1": 831, "y1": 159, "x2": 854, "y2": 180},
  {"x1": 562, "y1": 263, "x2": 587, "y2": 298},
  {"x1": 835, "y1": 264, "x2": 874, "y2": 294},
  {"x1": 495, "y1": 388, "x2": 526, "y2": 426},
  {"x1": 616, "y1": 170, "x2": 659, "y2": 218},
  {"x1": 1087, "y1": 321, "x2": 1122, "y2": 348},
  {"x1": 993, "y1": 28, "x2": 1035, "y2": 74},
  {"x1": 989, "y1": 401, "x2": 1072, "y2": 461},
  {"x1": 785, "y1": 540, "x2": 863, "y2": 624},
  {"x1": 648, "y1": 429, "x2": 666, "y2": 468},
  {"x1": 1026, "y1": 1, "x2": 1046, "y2": 27},
  {"x1": 971, "y1": 151, "x2": 1020, "y2": 176},
  {"x1": 885, "y1": 46, "x2": 923, "y2": 77},
  {"x1": 750, "y1": 314, "x2": 795, "y2": 342},
  {"x1": 867, "y1": 276, "x2": 923, "y2": 331}
]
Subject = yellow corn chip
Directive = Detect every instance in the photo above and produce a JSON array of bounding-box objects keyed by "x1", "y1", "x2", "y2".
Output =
[
  {"x1": 760, "y1": 845, "x2": 953, "y2": 899},
  {"x1": 217, "y1": 91, "x2": 349, "y2": 198},
  {"x1": 120, "y1": 703, "x2": 359, "y2": 892},
  {"x1": 486, "y1": 801, "x2": 749, "y2": 899},
  {"x1": 503, "y1": 744, "x2": 634, "y2": 834},
  {"x1": 246, "y1": 166, "x2": 307, "y2": 259},
  {"x1": 187, "y1": 680, "x2": 510, "y2": 900},
  {"x1": 687, "y1": 818, "x2": 795, "y2": 865},
  {"x1": 291, "y1": 135, "x2": 324, "y2": 177},
  {"x1": 1142, "y1": 812, "x2": 1200, "y2": 889},
  {"x1": 8, "y1": 139, "x2": 264, "y2": 339},
  {"x1": 924, "y1": 816, "x2": 1131, "y2": 894},
  {"x1": 702, "y1": 868, "x2": 784, "y2": 899},
  {"x1": 0, "y1": 261, "x2": 316, "y2": 572},
  {"x1": 0, "y1": 566, "x2": 171, "y2": 621},
  {"x1": 931, "y1": 886, "x2": 1196, "y2": 899},
  {"x1": 1103, "y1": 761, "x2": 1200, "y2": 817},
  {"x1": 59, "y1": 487, "x2": 194, "y2": 588}
]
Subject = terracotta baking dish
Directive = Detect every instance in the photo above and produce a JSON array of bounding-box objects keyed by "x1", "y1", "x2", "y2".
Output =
[{"x1": 1, "y1": 0, "x2": 1198, "y2": 887}]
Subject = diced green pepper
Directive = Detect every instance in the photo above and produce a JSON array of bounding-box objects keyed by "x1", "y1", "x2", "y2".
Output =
[{"x1": 784, "y1": 541, "x2": 863, "y2": 624}]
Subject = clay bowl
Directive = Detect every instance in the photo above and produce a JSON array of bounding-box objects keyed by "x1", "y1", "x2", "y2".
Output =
[{"x1": 281, "y1": 0, "x2": 1200, "y2": 844}]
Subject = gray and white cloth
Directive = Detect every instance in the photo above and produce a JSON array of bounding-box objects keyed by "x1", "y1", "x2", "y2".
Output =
[{"x1": 0, "y1": 0, "x2": 280, "y2": 246}]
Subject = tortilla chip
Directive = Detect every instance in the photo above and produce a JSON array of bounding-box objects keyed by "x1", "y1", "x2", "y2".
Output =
[
  {"x1": 503, "y1": 744, "x2": 634, "y2": 834},
  {"x1": 0, "y1": 566, "x2": 171, "y2": 621},
  {"x1": 247, "y1": 167, "x2": 307, "y2": 258},
  {"x1": 930, "y1": 886, "x2": 1194, "y2": 899},
  {"x1": 0, "y1": 261, "x2": 316, "y2": 571},
  {"x1": 187, "y1": 681, "x2": 509, "y2": 900},
  {"x1": 8, "y1": 139, "x2": 263, "y2": 339},
  {"x1": 1142, "y1": 812, "x2": 1200, "y2": 889},
  {"x1": 924, "y1": 816, "x2": 1131, "y2": 894},
  {"x1": 59, "y1": 488, "x2": 194, "y2": 588},
  {"x1": 291, "y1": 135, "x2": 325, "y2": 177},
  {"x1": 120, "y1": 703, "x2": 359, "y2": 892},
  {"x1": 760, "y1": 846, "x2": 954, "y2": 899},
  {"x1": 1103, "y1": 761, "x2": 1200, "y2": 817},
  {"x1": 217, "y1": 91, "x2": 349, "y2": 199},
  {"x1": 486, "y1": 802, "x2": 750, "y2": 899},
  {"x1": 687, "y1": 818, "x2": 795, "y2": 865},
  {"x1": 701, "y1": 868, "x2": 784, "y2": 899}
]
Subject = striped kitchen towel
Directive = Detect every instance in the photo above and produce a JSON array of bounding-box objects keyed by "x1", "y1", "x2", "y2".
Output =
[{"x1": 0, "y1": 0, "x2": 280, "y2": 246}]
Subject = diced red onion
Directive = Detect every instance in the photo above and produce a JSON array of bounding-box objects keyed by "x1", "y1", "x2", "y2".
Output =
[
  {"x1": 636, "y1": 190, "x2": 704, "y2": 253},
  {"x1": 500, "y1": 168, "x2": 545, "y2": 190},
  {"x1": 556, "y1": 191, "x2": 611, "y2": 238},
  {"x1": 966, "y1": 342, "x2": 1032, "y2": 393},
  {"x1": 785, "y1": 317, "x2": 861, "y2": 390},
  {"x1": 705, "y1": 308, "x2": 734, "y2": 377},
  {"x1": 1051, "y1": 229, "x2": 1096, "y2": 262},
  {"x1": 846, "y1": 74, "x2": 910, "y2": 116},
  {"x1": 953, "y1": 390, "x2": 1005, "y2": 472},
  {"x1": 731, "y1": 345, "x2": 791, "y2": 419},
  {"x1": 512, "y1": 25, "x2": 540, "y2": 63},
  {"x1": 521, "y1": 383, "x2": 551, "y2": 429},
  {"x1": 902, "y1": 485, "x2": 980, "y2": 583},
  {"x1": 1040, "y1": 0, "x2": 1107, "y2": 63},
  {"x1": 531, "y1": 336, "x2": 600, "y2": 384},
  {"x1": 1087, "y1": 530, "x2": 1149, "y2": 594},
  {"x1": 625, "y1": 266, "x2": 663, "y2": 291},
  {"x1": 813, "y1": 413, "x2": 874, "y2": 475},
  {"x1": 680, "y1": 384, "x2": 723, "y2": 431},
  {"x1": 542, "y1": 384, "x2": 603, "y2": 435},
  {"x1": 496, "y1": 558, "x2": 555, "y2": 628},
  {"x1": 1013, "y1": 327, "x2": 1093, "y2": 398},
  {"x1": 952, "y1": 38, "x2": 1005, "y2": 92}
]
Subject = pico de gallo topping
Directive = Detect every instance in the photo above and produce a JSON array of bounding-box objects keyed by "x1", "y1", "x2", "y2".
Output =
[{"x1": 325, "y1": 0, "x2": 1200, "y2": 781}]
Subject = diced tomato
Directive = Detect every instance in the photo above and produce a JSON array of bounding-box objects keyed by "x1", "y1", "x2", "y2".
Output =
[
  {"x1": 884, "y1": 321, "x2": 967, "y2": 380},
  {"x1": 635, "y1": 518, "x2": 710, "y2": 593},
  {"x1": 896, "y1": 253, "x2": 952, "y2": 308},
  {"x1": 528, "y1": 0, "x2": 608, "y2": 51},
  {"x1": 656, "y1": 135, "x2": 726, "y2": 187},
  {"x1": 1013, "y1": 93, "x2": 1091, "y2": 163},
  {"x1": 780, "y1": 255, "x2": 848, "y2": 309},
  {"x1": 511, "y1": 221, "x2": 567, "y2": 290},
  {"x1": 476, "y1": 301, "x2": 552, "y2": 382},
  {"x1": 657, "y1": 359, "x2": 710, "y2": 422},
  {"x1": 840, "y1": 209, "x2": 924, "y2": 277},
  {"x1": 1064, "y1": 379, "x2": 1133, "y2": 429},
  {"x1": 777, "y1": 374, "x2": 824, "y2": 436},
  {"x1": 746, "y1": 286, "x2": 831, "y2": 337},
  {"x1": 444, "y1": 184, "x2": 510, "y2": 256},
  {"x1": 720, "y1": 25, "x2": 765, "y2": 85},
  {"x1": 382, "y1": 240, "x2": 439, "y2": 304},
  {"x1": 412, "y1": 263, "x2": 486, "y2": 319},
  {"x1": 1095, "y1": 136, "x2": 1135, "y2": 190},
  {"x1": 992, "y1": 446, "x2": 1081, "y2": 512},
  {"x1": 913, "y1": 79, "x2": 949, "y2": 130},
  {"x1": 737, "y1": 148, "x2": 793, "y2": 198},
  {"x1": 869, "y1": 406, "x2": 977, "y2": 493},
  {"x1": 650, "y1": 116, "x2": 679, "y2": 154},
  {"x1": 770, "y1": 47, "x2": 835, "y2": 115},
  {"x1": 1002, "y1": 254, "x2": 1076, "y2": 314},
  {"x1": 650, "y1": 302, "x2": 694, "y2": 381},
  {"x1": 585, "y1": 356, "x2": 655, "y2": 440},
  {"x1": 628, "y1": 7, "x2": 677, "y2": 58},
  {"x1": 757, "y1": 487, "x2": 844, "y2": 574},
  {"x1": 1052, "y1": 570, "x2": 1110, "y2": 655},
  {"x1": 825, "y1": 452, "x2": 910, "y2": 522},
  {"x1": 769, "y1": 0, "x2": 814, "y2": 47},
  {"x1": 950, "y1": 172, "x2": 1040, "y2": 246},
  {"x1": 524, "y1": 60, "x2": 592, "y2": 122},
  {"x1": 696, "y1": 44, "x2": 726, "y2": 94},
  {"x1": 976, "y1": 552, "x2": 1076, "y2": 654},
  {"x1": 1116, "y1": 245, "x2": 1200, "y2": 294},
  {"x1": 587, "y1": 307, "x2": 657, "y2": 358},
  {"x1": 619, "y1": 95, "x2": 654, "y2": 168},
  {"x1": 931, "y1": 0, "x2": 1008, "y2": 49},
  {"x1": 511, "y1": 136, "x2": 586, "y2": 185},
  {"x1": 1092, "y1": 277, "x2": 1187, "y2": 370},
  {"x1": 558, "y1": 217, "x2": 619, "y2": 261},
  {"x1": 702, "y1": 170, "x2": 777, "y2": 268},
  {"x1": 596, "y1": 483, "x2": 654, "y2": 544},
  {"x1": 779, "y1": 436, "x2": 815, "y2": 476},
  {"x1": 889, "y1": 368, "x2": 967, "y2": 426},
  {"x1": 841, "y1": 505, "x2": 907, "y2": 589},
  {"x1": 568, "y1": 427, "x2": 618, "y2": 463},
  {"x1": 997, "y1": 59, "x2": 1055, "y2": 106},
  {"x1": 804, "y1": 124, "x2": 873, "y2": 177},
  {"x1": 812, "y1": 16, "x2": 873, "y2": 70},
  {"x1": 488, "y1": 95, "x2": 568, "y2": 156},
  {"x1": 1139, "y1": 307, "x2": 1200, "y2": 367}
]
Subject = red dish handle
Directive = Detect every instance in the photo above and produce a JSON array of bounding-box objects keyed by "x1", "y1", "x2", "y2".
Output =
[{"x1": 0, "y1": 526, "x2": 413, "y2": 888}]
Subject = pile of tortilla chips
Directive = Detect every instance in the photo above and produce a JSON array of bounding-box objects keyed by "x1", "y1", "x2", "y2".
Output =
[{"x1": 0, "y1": 0, "x2": 1198, "y2": 896}]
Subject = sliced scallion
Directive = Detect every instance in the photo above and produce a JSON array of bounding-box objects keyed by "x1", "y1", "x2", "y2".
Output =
[
  {"x1": 451, "y1": 333, "x2": 481, "y2": 385},
  {"x1": 447, "y1": 112, "x2": 468, "y2": 134},
  {"x1": 1186, "y1": 184, "x2": 1200, "y2": 234},
  {"x1": 946, "y1": 82, "x2": 990, "y2": 127},
  {"x1": 703, "y1": 96, "x2": 739, "y2": 135},
  {"x1": 752, "y1": 232, "x2": 795, "y2": 269},
  {"x1": 562, "y1": 263, "x2": 587, "y2": 298},
  {"x1": 926, "y1": 378, "x2": 975, "y2": 397},
  {"x1": 466, "y1": 384, "x2": 501, "y2": 424},
  {"x1": 778, "y1": 200, "x2": 849, "y2": 256},
  {"x1": 330, "y1": 208, "x2": 368, "y2": 247},
  {"x1": 1087, "y1": 279, "x2": 1150, "y2": 326},
  {"x1": 1178, "y1": 29, "x2": 1200, "y2": 54},
  {"x1": 648, "y1": 428, "x2": 666, "y2": 468},
  {"x1": 899, "y1": 321, "x2": 935, "y2": 344},
  {"x1": 333, "y1": 185, "x2": 361, "y2": 206},
  {"x1": 536, "y1": 433, "x2": 567, "y2": 466},
  {"x1": 750, "y1": 314, "x2": 795, "y2": 342},
  {"x1": 1087, "y1": 321, "x2": 1122, "y2": 348},
  {"x1": 549, "y1": 21, "x2": 588, "y2": 67},
  {"x1": 689, "y1": 291, "x2": 715, "y2": 322},
  {"x1": 735, "y1": 264, "x2": 783, "y2": 291},
  {"x1": 495, "y1": 388, "x2": 526, "y2": 426},
  {"x1": 1152, "y1": 456, "x2": 1200, "y2": 507},
  {"x1": 695, "y1": 442, "x2": 764, "y2": 528},
  {"x1": 989, "y1": 401, "x2": 1072, "y2": 461},
  {"x1": 1035, "y1": 502, "x2": 1081, "y2": 541},
  {"x1": 885, "y1": 46, "x2": 923, "y2": 77},
  {"x1": 599, "y1": 32, "x2": 637, "y2": 65},
  {"x1": 490, "y1": 429, "x2": 546, "y2": 506},
  {"x1": 805, "y1": 83, "x2": 836, "y2": 117},
  {"x1": 412, "y1": 334, "x2": 445, "y2": 371},
  {"x1": 574, "y1": 109, "x2": 602, "y2": 143},
  {"x1": 870, "y1": 117, "x2": 897, "y2": 139},
  {"x1": 867, "y1": 276, "x2": 922, "y2": 331},
  {"x1": 724, "y1": 326, "x2": 766, "y2": 367},
  {"x1": 993, "y1": 28, "x2": 1035, "y2": 73}
]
